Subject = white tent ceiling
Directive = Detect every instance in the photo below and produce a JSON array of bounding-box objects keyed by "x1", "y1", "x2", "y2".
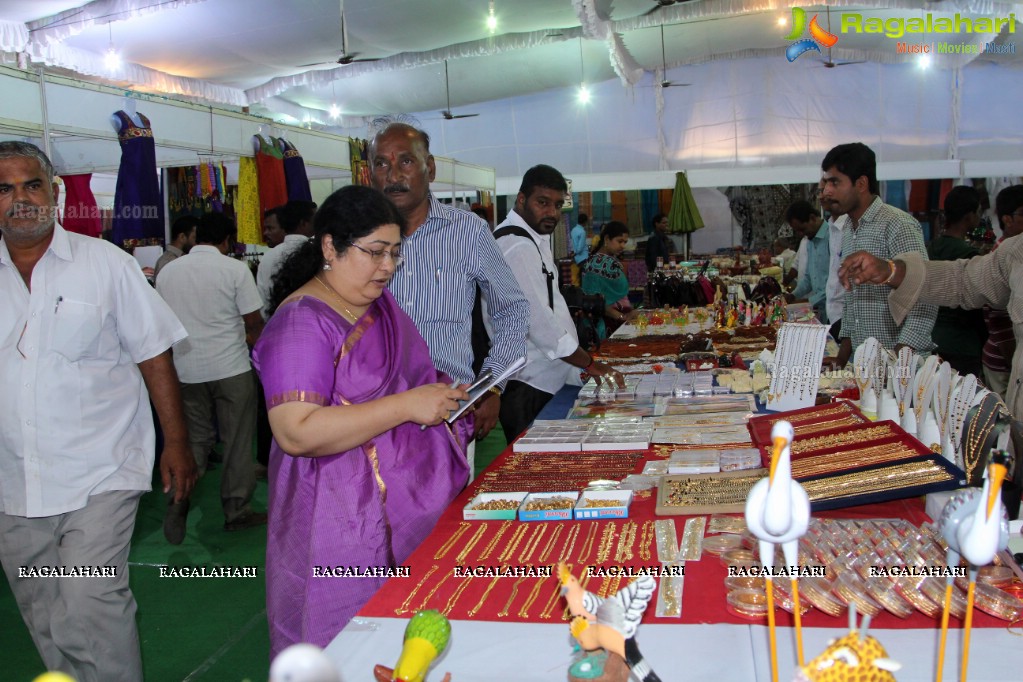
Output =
[{"x1": 2, "y1": 0, "x2": 1023, "y2": 185}]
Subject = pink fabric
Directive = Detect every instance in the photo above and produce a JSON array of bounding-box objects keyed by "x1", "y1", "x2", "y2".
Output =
[
  {"x1": 59, "y1": 174, "x2": 102, "y2": 238},
  {"x1": 251, "y1": 292, "x2": 471, "y2": 656}
]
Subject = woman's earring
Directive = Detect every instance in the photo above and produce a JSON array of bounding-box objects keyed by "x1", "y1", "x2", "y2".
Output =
[{"x1": 323, "y1": 262, "x2": 332, "y2": 271}]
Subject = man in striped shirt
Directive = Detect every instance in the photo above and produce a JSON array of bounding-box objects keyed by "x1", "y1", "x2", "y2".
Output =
[
  {"x1": 370, "y1": 122, "x2": 529, "y2": 464},
  {"x1": 818, "y1": 142, "x2": 936, "y2": 367}
]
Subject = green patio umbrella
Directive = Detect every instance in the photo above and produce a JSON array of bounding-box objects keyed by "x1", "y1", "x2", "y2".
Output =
[{"x1": 666, "y1": 171, "x2": 704, "y2": 259}]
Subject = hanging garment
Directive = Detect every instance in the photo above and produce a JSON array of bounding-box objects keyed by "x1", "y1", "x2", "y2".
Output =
[
  {"x1": 112, "y1": 110, "x2": 164, "y2": 247},
  {"x1": 59, "y1": 174, "x2": 102, "y2": 238},
  {"x1": 236, "y1": 156, "x2": 263, "y2": 245},
  {"x1": 279, "y1": 139, "x2": 313, "y2": 201},
  {"x1": 254, "y1": 134, "x2": 288, "y2": 229}
]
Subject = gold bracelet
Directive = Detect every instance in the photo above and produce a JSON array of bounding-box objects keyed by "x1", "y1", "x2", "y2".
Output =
[
  {"x1": 394, "y1": 565, "x2": 439, "y2": 615},
  {"x1": 519, "y1": 524, "x2": 548, "y2": 563},
  {"x1": 416, "y1": 570, "x2": 452, "y2": 612},
  {"x1": 577, "y1": 524, "x2": 599, "y2": 563},
  {"x1": 442, "y1": 575, "x2": 474, "y2": 616},
  {"x1": 497, "y1": 524, "x2": 529, "y2": 563},
  {"x1": 537, "y1": 524, "x2": 565, "y2": 563},
  {"x1": 518, "y1": 578, "x2": 548, "y2": 618},
  {"x1": 559, "y1": 525, "x2": 581, "y2": 562},
  {"x1": 477, "y1": 520, "x2": 512, "y2": 561},
  {"x1": 596, "y1": 523, "x2": 618, "y2": 564},
  {"x1": 498, "y1": 576, "x2": 527, "y2": 617},
  {"x1": 467, "y1": 574, "x2": 503, "y2": 617},
  {"x1": 454, "y1": 525, "x2": 488, "y2": 565},
  {"x1": 434, "y1": 522, "x2": 471, "y2": 560},
  {"x1": 638, "y1": 521, "x2": 654, "y2": 561}
]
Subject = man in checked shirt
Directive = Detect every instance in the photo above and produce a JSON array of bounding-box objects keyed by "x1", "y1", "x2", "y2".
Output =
[{"x1": 818, "y1": 142, "x2": 937, "y2": 369}]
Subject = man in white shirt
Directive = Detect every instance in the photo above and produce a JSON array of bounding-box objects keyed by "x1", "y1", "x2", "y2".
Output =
[
  {"x1": 490, "y1": 164, "x2": 621, "y2": 443},
  {"x1": 256, "y1": 199, "x2": 316, "y2": 317},
  {"x1": 157, "y1": 212, "x2": 266, "y2": 532},
  {"x1": 0, "y1": 141, "x2": 196, "y2": 681}
]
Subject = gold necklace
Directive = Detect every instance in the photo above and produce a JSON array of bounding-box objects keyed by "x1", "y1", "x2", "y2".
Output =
[
  {"x1": 537, "y1": 525, "x2": 565, "y2": 563},
  {"x1": 559, "y1": 525, "x2": 581, "y2": 562},
  {"x1": 497, "y1": 577, "x2": 528, "y2": 617},
  {"x1": 596, "y1": 523, "x2": 617, "y2": 564},
  {"x1": 519, "y1": 524, "x2": 548, "y2": 563},
  {"x1": 442, "y1": 575, "x2": 473, "y2": 616},
  {"x1": 433, "y1": 522, "x2": 471, "y2": 560},
  {"x1": 467, "y1": 574, "x2": 503, "y2": 617},
  {"x1": 455, "y1": 525, "x2": 488, "y2": 565},
  {"x1": 518, "y1": 578, "x2": 548, "y2": 618},
  {"x1": 477, "y1": 520, "x2": 511, "y2": 561},
  {"x1": 577, "y1": 524, "x2": 599, "y2": 562},
  {"x1": 416, "y1": 570, "x2": 451, "y2": 612},
  {"x1": 314, "y1": 275, "x2": 360, "y2": 322},
  {"x1": 394, "y1": 565, "x2": 439, "y2": 615},
  {"x1": 638, "y1": 521, "x2": 654, "y2": 561},
  {"x1": 497, "y1": 525, "x2": 529, "y2": 563}
]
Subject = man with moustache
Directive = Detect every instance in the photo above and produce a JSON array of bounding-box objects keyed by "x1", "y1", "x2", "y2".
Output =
[
  {"x1": 369, "y1": 121, "x2": 529, "y2": 468},
  {"x1": 817, "y1": 142, "x2": 936, "y2": 368},
  {"x1": 0, "y1": 141, "x2": 196, "y2": 681},
  {"x1": 491, "y1": 164, "x2": 623, "y2": 442}
]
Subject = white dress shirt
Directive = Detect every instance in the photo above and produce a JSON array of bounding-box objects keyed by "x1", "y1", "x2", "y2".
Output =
[
  {"x1": 0, "y1": 225, "x2": 186, "y2": 517},
  {"x1": 156, "y1": 245, "x2": 263, "y2": 383},
  {"x1": 487, "y1": 210, "x2": 580, "y2": 396},
  {"x1": 256, "y1": 233, "x2": 307, "y2": 318},
  {"x1": 826, "y1": 214, "x2": 848, "y2": 324}
]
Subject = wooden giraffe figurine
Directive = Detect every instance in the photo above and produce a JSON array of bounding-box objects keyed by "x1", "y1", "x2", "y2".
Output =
[{"x1": 795, "y1": 606, "x2": 901, "y2": 682}]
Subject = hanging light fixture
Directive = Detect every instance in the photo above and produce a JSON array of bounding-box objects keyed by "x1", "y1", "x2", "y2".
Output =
[
  {"x1": 486, "y1": 1, "x2": 498, "y2": 33},
  {"x1": 104, "y1": 23, "x2": 121, "y2": 71},
  {"x1": 577, "y1": 38, "x2": 590, "y2": 104},
  {"x1": 329, "y1": 82, "x2": 340, "y2": 119}
]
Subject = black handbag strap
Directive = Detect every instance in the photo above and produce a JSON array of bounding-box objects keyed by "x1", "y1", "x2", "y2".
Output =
[{"x1": 493, "y1": 225, "x2": 554, "y2": 310}]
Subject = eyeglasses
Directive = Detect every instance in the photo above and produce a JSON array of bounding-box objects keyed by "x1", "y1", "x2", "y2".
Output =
[{"x1": 347, "y1": 241, "x2": 404, "y2": 267}]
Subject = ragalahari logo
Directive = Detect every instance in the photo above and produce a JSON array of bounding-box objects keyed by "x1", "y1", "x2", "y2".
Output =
[{"x1": 785, "y1": 7, "x2": 839, "y2": 61}]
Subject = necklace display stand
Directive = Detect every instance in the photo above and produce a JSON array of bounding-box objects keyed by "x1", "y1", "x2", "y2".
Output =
[{"x1": 766, "y1": 323, "x2": 829, "y2": 412}]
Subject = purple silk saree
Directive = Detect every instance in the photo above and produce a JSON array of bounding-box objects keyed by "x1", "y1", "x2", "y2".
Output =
[{"x1": 251, "y1": 291, "x2": 471, "y2": 656}]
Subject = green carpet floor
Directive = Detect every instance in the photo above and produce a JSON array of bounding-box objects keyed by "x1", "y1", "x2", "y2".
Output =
[{"x1": 2, "y1": 425, "x2": 507, "y2": 682}]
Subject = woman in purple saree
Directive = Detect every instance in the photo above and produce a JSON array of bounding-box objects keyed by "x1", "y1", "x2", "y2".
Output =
[{"x1": 251, "y1": 186, "x2": 471, "y2": 657}]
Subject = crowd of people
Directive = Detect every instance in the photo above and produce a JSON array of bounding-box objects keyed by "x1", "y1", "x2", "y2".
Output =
[{"x1": 2, "y1": 129, "x2": 1021, "y2": 680}]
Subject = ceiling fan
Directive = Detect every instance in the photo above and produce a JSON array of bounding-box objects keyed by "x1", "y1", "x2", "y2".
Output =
[
  {"x1": 441, "y1": 61, "x2": 479, "y2": 120},
  {"x1": 652, "y1": 24, "x2": 690, "y2": 88},
  {"x1": 297, "y1": 0, "x2": 381, "y2": 68},
  {"x1": 818, "y1": 5, "x2": 865, "y2": 68},
  {"x1": 644, "y1": 0, "x2": 695, "y2": 17}
]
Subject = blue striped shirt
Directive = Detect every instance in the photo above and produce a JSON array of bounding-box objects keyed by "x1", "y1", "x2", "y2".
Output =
[{"x1": 387, "y1": 194, "x2": 529, "y2": 385}]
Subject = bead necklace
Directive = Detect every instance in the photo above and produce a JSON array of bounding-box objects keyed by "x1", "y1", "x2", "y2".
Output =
[
  {"x1": 314, "y1": 275, "x2": 360, "y2": 322},
  {"x1": 394, "y1": 565, "x2": 439, "y2": 615},
  {"x1": 964, "y1": 402, "x2": 998, "y2": 483}
]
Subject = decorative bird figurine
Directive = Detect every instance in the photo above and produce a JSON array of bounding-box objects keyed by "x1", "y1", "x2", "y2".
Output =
[
  {"x1": 795, "y1": 605, "x2": 901, "y2": 682},
  {"x1": 935, "y1": 449, "x2": 1012, "y2": 682},
  {"x1": 744, "y1": 420, "x2": 811, "y2": 681},
  {"x1": 558, "y1": 563, "x2": 661, "y2": 682},
  {"x1": 384, "y1": 609, "x2": 451, "y2": 682},
  {"x1": 269, "y1": 643, "x2": 342, "y2": 682}
]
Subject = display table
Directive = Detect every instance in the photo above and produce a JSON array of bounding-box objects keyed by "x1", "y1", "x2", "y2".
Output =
[{"x1": 322, "y1": 394, "x2": 1023, "y2": 680}]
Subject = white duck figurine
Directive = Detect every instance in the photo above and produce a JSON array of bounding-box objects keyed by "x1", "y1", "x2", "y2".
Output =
[
  {"x1": 744, "y1": 420, "x2": 811, "y2": 676},
  {"x1": 935, "y1": 450, "x2": 1011, "y2": 682}
]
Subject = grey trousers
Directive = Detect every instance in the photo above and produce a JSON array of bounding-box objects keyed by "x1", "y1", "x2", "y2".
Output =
[
  {"x1": 0, "y1": 490, "x2": 143, "y2": 682},
  {"x1": 181, "y1": 369, "x2": 257, "y2": 522}
]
